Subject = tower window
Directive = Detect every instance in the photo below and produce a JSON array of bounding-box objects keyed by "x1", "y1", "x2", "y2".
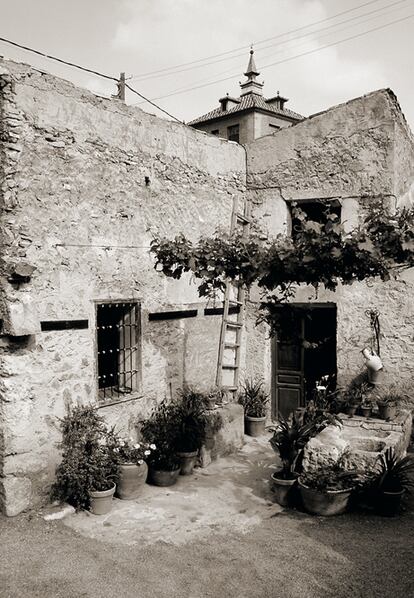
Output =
[{"x1": 227, "y1": 124, "x2": 240, "y2": 143}]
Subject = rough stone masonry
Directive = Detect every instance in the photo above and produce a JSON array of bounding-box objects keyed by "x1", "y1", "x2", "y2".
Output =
[{"x1": 0, "y1": 58, "x2": 414, "y2": 515}]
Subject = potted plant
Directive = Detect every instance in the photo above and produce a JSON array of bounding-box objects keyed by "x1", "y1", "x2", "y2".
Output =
[
  {"x1": 376, "y1": 392, "x2": 407, "y2": 421},
  {"x1": 141, "y1": 399, "x2": 181, "y2": 486},
  {"x1": 359, "y1": 397, "x2": 375, "y2": 418},
  {"x1": 269, "y1": 417, "x2": 320, "y2": 507},
  {"x1": 341, "y1": 381, "x2": 371, "y2": 417},
  {"x1": 298, "y1": 465, "x2": 363, "y2": 516},
  {"x1": 238, "y1": 378, "x2": 269, "y2": 437},
  {"x1": 107, "y1": 433, "x2": 155, "y2": 499},
  {"x1": 51, "y1": 405, "x2": 119, "y2": 515},
  {"x1": 173, "y1": 387, "x2": 209, "y2": 475},
  {"x1": 370, "y1": 448, "x2": 414, "y2": 516}
]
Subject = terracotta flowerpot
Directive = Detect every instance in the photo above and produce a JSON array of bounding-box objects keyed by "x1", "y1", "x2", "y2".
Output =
[
  {"x1": 271, "y1": 471, "x2": 299, "y2": 507},
  {"x1": 89, "y1": 483, "x2": 116, "y2": 515},
  {"x1": 177, "y1": 451, "x2": 198, "y2": 475},
  {"x1": 117, "y1": 462, "x2": 148, "y2": 500},
  {"x1": 360, "y1": 406, "x2": 372, "y2": 418},
  {"x1": 245, "y1": 415, "x2": 266, "y2": 437},
  {"x1": 148, "y1": 466, "x2": 181, "y2": 487},
  {"x1": 377, "y1": 402, "x2": 397, "y2": 421},
  {"x1": 376, "y1": 489, "x2": 405, "y2": 517},
  {"x1": 298, "y1": 478, "x2": 352, "y2": 516},
  {"x1": 345, "y1": 405, "x2": 358, "y2": 417}
]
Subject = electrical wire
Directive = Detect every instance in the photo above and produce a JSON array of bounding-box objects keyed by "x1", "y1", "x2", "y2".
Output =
[
  {"x1": 140, "y1": 10, "x2": 414, "y2": 104},
  {"x1": 129, "y1": 0, "x2": 387, "y2": 80},
  {"x1": 133, "y1": 0, "x2": 410, "y2": 105},
  {"x1": 0, "y1": 36, "x2": 183, "y2": 122},
  {"x1": 130, "y1": 0, "x2": 409, "y2": 84}
]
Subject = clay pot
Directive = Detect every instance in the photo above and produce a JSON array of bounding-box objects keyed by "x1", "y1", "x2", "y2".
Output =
[
  {"x1": 245, "y1": 415, "x2": 266, "y2": 437},
  {"x1": 148, "y1": 466, "x2": 181, "y2": 487},
  {"x1": 377, "y1": 402, "x2": 397, "y2": 421},
  {"x1": 376, "y1": 489, "x2": 405, "y2": 517},
  {"x1": 271, "y1": 471, "x2": 299, "y2": 507},
  {"x1": 117, "y1": 462, "x2": 148, "y2": 500},
  {"x1": 177, "y1": 451, "x2": 198, "y2": 475},
  {"x1": 298, "y1": 478, "x2": 352, "y2": 516},
  {"x1": 345, "y1": 405, "x2": 358, "y2": 417},
  {"x1": 89, "y1": 483, "x2": 116, "y2": 515},
  {"x1": 360, "y1": 406, "x2": 372, "y2": 418}
]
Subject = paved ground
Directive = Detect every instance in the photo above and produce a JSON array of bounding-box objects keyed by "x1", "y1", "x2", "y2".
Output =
[{"x1": 1, "y1": 435, "x2": 414, "y2": 598}]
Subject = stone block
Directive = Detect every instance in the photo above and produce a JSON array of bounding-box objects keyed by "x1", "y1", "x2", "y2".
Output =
[
  {"x1": 199, "y1": 403, "x2": 244, "y2": 467},
  {"x1": 2, "y1": 295, "x2": 40, "y2": 336},
  {"x1": 1, "y1": 476, "x2": 32, "y2": 516}
]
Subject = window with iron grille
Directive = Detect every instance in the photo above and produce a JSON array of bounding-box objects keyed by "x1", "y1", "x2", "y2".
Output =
[{"x1": 96, "y1": 301, "x2": 141, "y2": 401}]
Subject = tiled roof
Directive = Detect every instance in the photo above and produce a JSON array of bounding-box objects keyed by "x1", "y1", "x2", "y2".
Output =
[{"x1": 189, "y1": 94, "x2": 304, "y2": 126}]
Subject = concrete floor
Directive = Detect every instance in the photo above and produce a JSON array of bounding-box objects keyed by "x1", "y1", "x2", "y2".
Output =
[
  {"x1": 63, "y1": 435, "x2": 283, "y2": 546},
  {"x1": 1, "y1": 433, "x2": 414, "y2": 598}
]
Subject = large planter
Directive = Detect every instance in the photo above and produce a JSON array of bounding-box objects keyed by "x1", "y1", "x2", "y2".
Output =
[
  {"x1": 89, "y1": 483, "x2": 116, "y2": 515},
  {"x1": 377, "y1": 402, "x2": 397, "y2": 421},
  {"x1": 376, "y1": 489, "x2": 405, "y2": 517},
  {"x1": 298, "y1": 478, "x2": 352, "y2": 516},
  {"x1": 245, "y1": 415, "x2": 266, "y2": 437},
  {"x1": 271, "y1": 471, "x2": 298, "y2": 507},
  {"x1": 148, "y1": 466, "x2": 181, "y2": 487},
  {"x1": 177, "y1": 451, "x2": 198, "y2": 475},
  {"x1": 117, "y1": 462, "x2": 148, "y2": 500},
  {"x1": 344, "y1": 405, "x2": 358, "y2": 417}
]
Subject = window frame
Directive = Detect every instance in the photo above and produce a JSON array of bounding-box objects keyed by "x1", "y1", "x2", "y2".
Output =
[
  {"x1": 227, "y1": 124, "x2": 240, "y2": 143},
  {"x1": 94, "y1": 298, "x2": 142, "y2": 404},
  {"x1": 288, "y1": 199, "x2": 342, "y2": 240}
]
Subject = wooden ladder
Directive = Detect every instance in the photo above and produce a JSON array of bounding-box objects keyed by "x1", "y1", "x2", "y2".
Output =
[{"x1": 215, "y1": 197, "x2": 251, "y2": 396}]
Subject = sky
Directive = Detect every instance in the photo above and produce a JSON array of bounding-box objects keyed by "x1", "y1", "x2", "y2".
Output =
[{"x1": 0, "y1": 0, "x2": 413, "y2": 128}]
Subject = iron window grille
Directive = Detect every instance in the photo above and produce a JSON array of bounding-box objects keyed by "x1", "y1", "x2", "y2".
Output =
[{"x1": 96, "y1": 301, "x2": 141, "y2": 401}]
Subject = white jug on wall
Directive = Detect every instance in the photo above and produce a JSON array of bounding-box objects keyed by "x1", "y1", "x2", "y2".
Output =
[{"x1": 362, "y1": 348, "x2": 383, "y2": 384}]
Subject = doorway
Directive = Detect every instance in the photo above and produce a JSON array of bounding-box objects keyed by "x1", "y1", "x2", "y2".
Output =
[{"x1": 271, "y1": 303, "x2": 337, "y2": 419}]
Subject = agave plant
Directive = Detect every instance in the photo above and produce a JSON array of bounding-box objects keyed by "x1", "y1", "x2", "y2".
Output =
[
  {"x1": 269, "y1": 418, "x2": 320, "y2": 479},
  {"x1": 238, "y1": 378, "x2": 269, "y2": 418},
  {"x1": 375, "y1": 448, "x2": 414, "y2": 493}
]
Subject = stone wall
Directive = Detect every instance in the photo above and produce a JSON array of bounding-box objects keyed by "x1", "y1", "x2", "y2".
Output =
[
  {"x1": 0, "y1": 59, "x2": 246, "y2": 514},
  {"x1": 244, "y1": 89, "x2": 414, "y2": 399}
]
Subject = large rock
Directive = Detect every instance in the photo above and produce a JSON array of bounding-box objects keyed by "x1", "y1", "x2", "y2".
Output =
[
  {"x1": 302, "y1": 425, "x2": 349, "y2": 471},
  {"x1": 1, "y1": 476, "x2": 32, "y2": 516}
]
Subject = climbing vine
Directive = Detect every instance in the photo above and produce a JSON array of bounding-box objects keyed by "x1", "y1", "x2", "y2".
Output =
[{"x1": 150, "y1": 200, "x2": 414, "y2": 333}]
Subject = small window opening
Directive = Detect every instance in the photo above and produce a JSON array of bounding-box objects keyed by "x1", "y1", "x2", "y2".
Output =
[
  {"x1": 290, "y1": 201, "x2": 341, "y2": 240},
  {"x1": 211, "y1": 129, "x2": 219, "y2": 136},
  {"x1": 227, "y1": 124, "x2": 240, "y2": 143},
  {"x1": 145, "y1": 176, "x2": 151, "y2": 186},
  {"x1": 96, "y1": 302, "x2": 141, "y2": 401}
]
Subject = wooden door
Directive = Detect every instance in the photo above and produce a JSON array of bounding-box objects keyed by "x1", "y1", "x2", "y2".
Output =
[{"x1": 271, "y1": 316, "x2": 305, "y2": 419}]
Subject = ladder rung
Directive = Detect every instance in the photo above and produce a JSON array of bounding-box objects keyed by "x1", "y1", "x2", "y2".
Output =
[
  {"x1": 222, "y1": 385, "x2": 238, "y2": 391},
  {"x1": 225, "y1": 320, "x2": 242, "y2": 328},
  {"x1": 222, "y1": 364, "x2": 238, "y2": 370},
  {"x1": 228, "y1": 299, "x2": 243, "y2": 306},
  {"x1": 224, "y1": 342, "x2": 240, "y2": 348},
  {"x1": 236, "y1": 213, "x2": 251, "y2": 224}
]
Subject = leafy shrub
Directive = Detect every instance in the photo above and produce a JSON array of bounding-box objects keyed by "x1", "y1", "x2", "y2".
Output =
[
  {"x1": 140, "y1": 399, "x2": 181, "y2": 471},
  {"x1": 238, "y1": 378, "x2": 269, "y2": 418},
  {"x1": 300, "y1": 466, "x2": 364, "y2": 492},
  {"x1": 174, "y1": 386, "x2": 210, "y2": 453},
  {"x1": 269, "y1": 418, "x2": 321, "y2": 479},
  {"x1": 51, "y1": 405, "x2": 119, "y2": 510},
  {"x1": 374, "y1": 448, "x2": 414, "y2": 493}
]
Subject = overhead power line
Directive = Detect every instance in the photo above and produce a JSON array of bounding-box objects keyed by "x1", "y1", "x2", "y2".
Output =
[
  {"x1": 139, "y1": 10, "x2": 414, "y2": 104},
  {"x1": 134, "y1": 0, "x2": 410, "y2": 104},
  {"x1": 129, "y1": 0, "x2": 391, "y2": 81},
  {"x1": 0, "y1": 35, "x2": 182, "y2": 122}
]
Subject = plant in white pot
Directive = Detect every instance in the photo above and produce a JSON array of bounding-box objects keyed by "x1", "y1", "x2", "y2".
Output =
[
  {"x1": 238, "y1": 378, "x2": 269, "y2": 437},
  {"x1": 51, "y1": 406, "x2": 119, "y2": 515},
  {"x1": 108, "y1": 434, "x2": 155, "y2": 499}
]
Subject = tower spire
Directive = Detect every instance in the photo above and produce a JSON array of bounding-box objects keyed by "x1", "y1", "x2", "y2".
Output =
[{"x1": 240, "y1": 47, "x2": 263, "y2": 97}]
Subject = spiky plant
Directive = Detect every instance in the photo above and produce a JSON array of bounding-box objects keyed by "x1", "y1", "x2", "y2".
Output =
[
  {"x1": 375, "y1": 448, "x2": 414, "y2": 493},
  {"x1": 269, "y1": 418, "x2": 320, "y2": 479}
]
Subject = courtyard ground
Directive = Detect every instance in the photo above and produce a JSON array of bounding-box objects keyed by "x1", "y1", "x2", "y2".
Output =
[{"x1": 1, "y1": 436, "x2": 414, "y2": 598}]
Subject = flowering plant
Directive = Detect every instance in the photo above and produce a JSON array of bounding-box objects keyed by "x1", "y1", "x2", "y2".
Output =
[{"x1": 107, "y1": 432, "x2": 156, "y2": 466}]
